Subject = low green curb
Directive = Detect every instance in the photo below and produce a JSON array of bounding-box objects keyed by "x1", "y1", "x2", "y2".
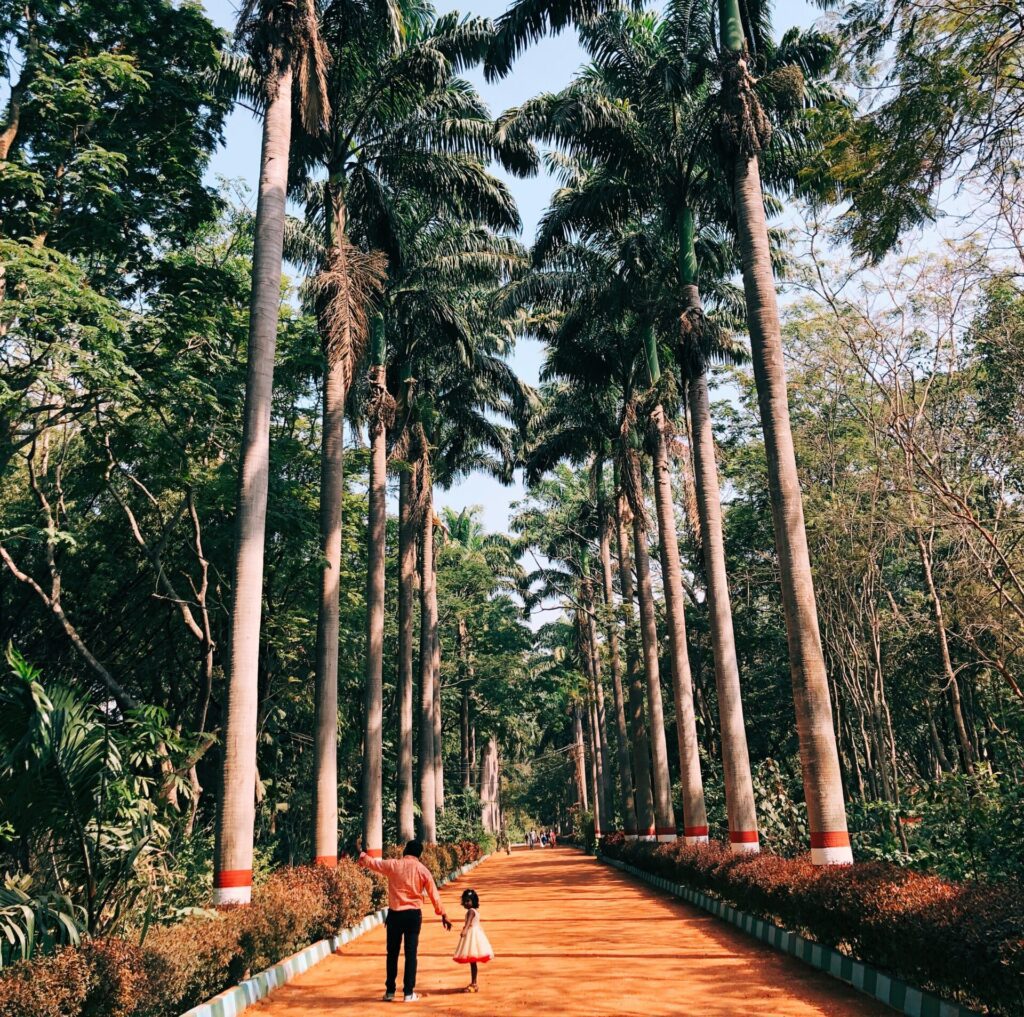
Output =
[
  {"x1": 180, "y1": 855, "x2": 489, "y2": 1017},
  {"x1": 598, "y1": 855, "x2": 979, "y2": 1017}
]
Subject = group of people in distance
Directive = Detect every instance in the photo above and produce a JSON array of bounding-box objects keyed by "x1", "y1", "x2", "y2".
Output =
[
  {"x1": 526, "y1": 828, "x2": 556, "y2": 849},
  {"x1": 357, "y1": 838, "x2": 494, "y2": 1002}
]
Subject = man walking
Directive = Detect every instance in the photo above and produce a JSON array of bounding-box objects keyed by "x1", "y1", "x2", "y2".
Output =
[{"x1": 358, "y1": 839, "x2": 452, "y2": 1002}]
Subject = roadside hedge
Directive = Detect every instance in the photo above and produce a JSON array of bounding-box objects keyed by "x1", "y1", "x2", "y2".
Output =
[
  {"x1": 599, "y1": 833, "x2": 1023, "y2": 1015},
  {"x1": 0, "y1": 840, "x2": 483, "y2": 1017}
]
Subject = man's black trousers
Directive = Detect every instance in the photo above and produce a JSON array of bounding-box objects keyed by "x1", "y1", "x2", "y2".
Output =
[{"x1": 385, "y1": 908, "x2": 423, "y2": 996}]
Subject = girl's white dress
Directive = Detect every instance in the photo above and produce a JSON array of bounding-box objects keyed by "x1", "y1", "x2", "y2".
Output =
[{"x1": 453, "y1": 907, "x2": 493, "y2": 964}]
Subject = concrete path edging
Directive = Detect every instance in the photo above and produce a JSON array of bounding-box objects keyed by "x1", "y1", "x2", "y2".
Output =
[
  {"x1": 597, "y1": 854, "x2": 979, "y2": 1017},
  {"x1": 180, "y1": 855, "x2": 489, "y2": 1017}
]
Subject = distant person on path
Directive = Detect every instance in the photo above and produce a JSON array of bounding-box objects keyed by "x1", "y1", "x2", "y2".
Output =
[
  {"x1": 549, "y1": 829, "x2": 557, "y2": 848},
  {"x1": 358, "y1": 838, "x2": 452, "y2": 1002},
  {"x1": 453, "y1": 888, "x2": 493, "y2": 993},
  {"x1": 540, "y1": 831, "x2": 548, "y2": 847}
]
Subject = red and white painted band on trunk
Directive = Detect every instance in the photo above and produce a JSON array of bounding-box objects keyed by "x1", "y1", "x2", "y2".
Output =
[
  {"x1": 809, "y1": 830, "x2": 853, "y2": 865},
  {"x1": 729, "y1": 830, "x2": 760, "y2": 853},
  {"x1": 810, "y1": 831, "x2": 850, "y2": 848},
  {"x1": 214, "y1": 869, "x2": 252, "y2": 888},
  {"x1": 729, "y1": 830, "x2": 759, "y2": 843},
  {"x1": 213, "y1": 869, "x2": 252, "y2": 906},
  {"x1": 683, "y1": 825, "x2": 709, "y2": 838},
  {"x1": 314, "y1": 855, "x2": 339, "y2": 866},
  {"x1": 654, "y1": 827, "x2": 676, "y2": 836}
]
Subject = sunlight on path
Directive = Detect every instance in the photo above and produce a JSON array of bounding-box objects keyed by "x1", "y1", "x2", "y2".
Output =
[{"x1": 252, "y1": 847, "x2": 891, "y2": 1017}]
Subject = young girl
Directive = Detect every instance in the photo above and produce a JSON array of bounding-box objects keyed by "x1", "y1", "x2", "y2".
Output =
[{"x1": 453, "y1": 888, "x2": 493, "y2": 991}]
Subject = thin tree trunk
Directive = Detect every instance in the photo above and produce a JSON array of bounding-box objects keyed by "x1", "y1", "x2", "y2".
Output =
[
  {"x1": 615, "y1": 487, "x2": 656, "y2": 839},
  {"x1": 631, "y1": 510, "x2": 678, "y2": 841},
  {"x1": 215, "y1": 65, "x2": 293, "y2": 904},
  {"x1": 646, "y1": 361, "x2": 706, "y2": 843},
  {"x1": 914, "y1": 527, "x2": 975, "y2": 772},
  {"x1": 730, "y1": 132, "x2": 851, "y2": 865},
  {"x1": 470, "y1": 723, "x2": 478, "y2": 787},
  {"x1": 688, "y1": 365, "x2": 759, "y2": 853},
  {"x1": 397, "y1": 463, "x2": 418, "y2": 842},
  {"x1": 600, "y1": 502, "x2": 637, "y2": 834},
  {"x1": 361, "y1": 342, "x2": 387, "y2": 858},
  {"x1": 418, "y1": 470, "x2": 438, "y2": 842}
]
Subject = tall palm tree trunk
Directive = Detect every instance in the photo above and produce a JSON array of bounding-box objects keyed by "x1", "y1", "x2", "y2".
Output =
[
  {"x1": 215, "y1": 65, "x2": 293, "y2": 905},
  {"x1": 681, "y1": 229, "x2": 759, "y2": 850},
  {"x1": 397, "y1": 462, "x2": 418, "y2": 842},
  {"x1": 645, "y1": 325, "x2": 707, "y2": 843},
  {"x1": 573, "y1": 708, "x2": 589, "y2": 811},
  {"x1": 649, "y1": 413, "x2": 707, "y2": 843},
  {"x1": 615, "y1": 486, "x2": 656, "y2": 839},
  {"x1": 600, "y1": 503, "x2": 637, "y2": 834},
  {"x1": 431, "y1": 558, "x2": 444, "y2": 814},
  {"x1": 458, "y1": 619, "x2": 472, "y2": 789},
  {"x1": 583, "y1": 584, "x2": 615, "y2": 825},
  {"x1": 689, "y1": 370, "x2": 759, "y2": 851},
  {"x1": 630, "y1": 508, "x2": 677, "y2": 841},
  {"x1": 721, "y1": 3, "x2": 851, "y2": 862},
  {"x1": 311, "y1": 350, "x2": 347, "y2": 867},
  {"x1": 418, "y1": 465, "x2": 438, "y2": 843},
  {"x1": 361, "y1": 323, "x2": 389, "y2": 857},
  {"x1": 579, "y1": 611, "x2": 608, "y2": 833},
  {"x1": 480, "y1": 736, "x2": 500, "y2": 833},
  {"x1": 583, "y1": 697, "x2": 602, "y2": 834}
]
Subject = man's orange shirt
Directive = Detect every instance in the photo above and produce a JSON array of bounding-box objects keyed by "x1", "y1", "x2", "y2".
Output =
[{"x1": 358, "y1": 853, "x2": 446, "y2": 915}]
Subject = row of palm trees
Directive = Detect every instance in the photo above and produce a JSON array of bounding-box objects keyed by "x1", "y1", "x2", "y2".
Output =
[
  {"x1": 506, "y1": 0, "x2": 853, "y2": 861},
  {"x1": 213, "y1": 0, "x2": 532, "y2": 904},
  {"x1": 213, "y1": 0, "x2": 855, "y2": 903}
]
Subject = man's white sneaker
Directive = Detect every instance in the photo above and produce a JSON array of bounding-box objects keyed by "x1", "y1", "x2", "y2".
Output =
[
  {"x1": 403, "y1": 993, "x2": 421, "y2": 1002},
  {"x1": 382, "y1": 992, "x2": 395, "y2": 1002}
]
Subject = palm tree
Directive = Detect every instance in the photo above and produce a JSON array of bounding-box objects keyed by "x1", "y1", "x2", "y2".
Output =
[
  {"x1": 417, "y1": 424, "x2": 439, "y2": 842},
  {"x1": 215, "y1": 0, "x2": 329, "y2": 905},
  {"x1": 441, "y1": 506, "x2": 525, "y2": 799},
  {"x1": 361, "y1": 316, "x2": 392, "y2": 856},
  {"x1": 514, "y1": 476, "x2": 616, "y2": 832},
  {"x1": 519, "y1": 412, "x2": 638, "y2": 835},
  {"x1": 519, "y1": 217, "x2": 696, "y2": 841},
  {"x1": 498, "y1": 12, "x2": 763, "y2": 848},
  {"x1": 717, "y1": 0, "x2": 852, "y2": 863},
  {"x1": 289, "y1": 4, "x2": 534, "y2": 860},
  {"x1": 396, "y1": 435, "x2": 419, "y2": 842},
  {"x1": 387, "y1": 220, "x2": 529, "y2": 839}
]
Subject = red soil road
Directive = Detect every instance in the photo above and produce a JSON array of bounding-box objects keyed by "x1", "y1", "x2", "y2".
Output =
[{"x1": 252, "y1": 847, "x2": 891, "y2": 1017}]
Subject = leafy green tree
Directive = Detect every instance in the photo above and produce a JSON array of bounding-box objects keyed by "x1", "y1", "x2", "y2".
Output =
[{"x1": 0, "y1": 0, "x2": 229, "y2": 285}]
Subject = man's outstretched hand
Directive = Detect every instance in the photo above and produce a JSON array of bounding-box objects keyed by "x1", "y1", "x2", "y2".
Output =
[{"x1": 441, "y1": 915, "x2": 453, "y2": 931}]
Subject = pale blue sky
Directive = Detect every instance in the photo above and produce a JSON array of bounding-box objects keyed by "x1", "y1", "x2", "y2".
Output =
[{"x1": 202, "y1": 0, "x2": 821, "y2": 534}]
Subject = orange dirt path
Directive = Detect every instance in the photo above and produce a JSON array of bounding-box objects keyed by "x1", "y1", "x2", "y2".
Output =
[{"x1": 252, "y1": 846, "x2": 890, "y2": 1017}]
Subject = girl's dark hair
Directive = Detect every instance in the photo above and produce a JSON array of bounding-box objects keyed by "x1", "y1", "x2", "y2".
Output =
[{"x1": 461, "y1": 888, "x2": 479, "y2": 908}]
